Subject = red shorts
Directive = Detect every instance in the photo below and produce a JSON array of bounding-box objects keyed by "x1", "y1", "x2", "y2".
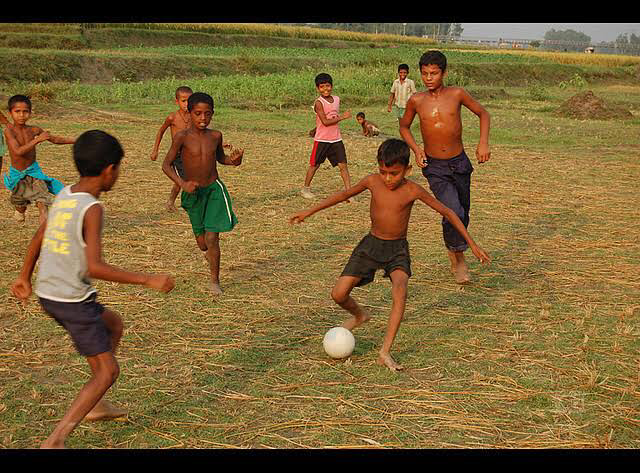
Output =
[{"x1": 310, "y1": 140, "x2": 347, "y2": 167}]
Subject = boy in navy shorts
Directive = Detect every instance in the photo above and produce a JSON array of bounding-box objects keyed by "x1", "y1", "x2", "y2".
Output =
[
  {"x1": 11, "y1": 130, "x2": 175, "y2": 448},
  {"x1": 301, "y1": 73, "x2": 352, "y2": 199}
]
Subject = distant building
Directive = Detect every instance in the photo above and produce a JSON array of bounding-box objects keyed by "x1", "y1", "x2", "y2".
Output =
[{"x1": 585, "y1": 47, "x2": 595, "y2": 54}]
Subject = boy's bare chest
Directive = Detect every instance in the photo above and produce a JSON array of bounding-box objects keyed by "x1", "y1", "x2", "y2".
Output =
[
  {"x1": 418, "y1": 97, "x2": 460, "y2": 124},
  {"x1": 183, "y1": 133, "x2": 219, "y2": 158},
  {"x1": 13, "y1": 126, "x2": 37, "y2": 145}
]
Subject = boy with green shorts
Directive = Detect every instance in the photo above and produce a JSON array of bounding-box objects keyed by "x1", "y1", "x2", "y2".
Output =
[{"x1": 162, "y1": 92, "x2": 244, "y2": 295}]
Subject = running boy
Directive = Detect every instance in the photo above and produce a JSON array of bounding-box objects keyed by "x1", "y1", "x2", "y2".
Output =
[
  {"x1": 162, "y1": 92, "x2": 243, "y2": 296},
  {"x1": 388, "y1": 64, "x2": 416, "y2": 121},
  {"x1": 150, "y1": 86, "x2": 193, "y2": 212},
  {"x1": 3, "y1": 95, "x2": 75, "y2": 224},
  {"x1": 399, "y1": 50, "x2": 491, "y2": 284},
  {"x1": 301, "y1": 73, "x2": 352, "y2": 199},
  {"x1": 356, "y1": 112, "x2": 380, "y2": 137},
  {"x1": 10, "y1": 130, "x2": 175, "y2": 448},
  {"x1": 290, "y1": 139, "x2": 490, "y2": 371},
  {"x1": 0, "y1": 109, "x2": 8, "y2": 189}
]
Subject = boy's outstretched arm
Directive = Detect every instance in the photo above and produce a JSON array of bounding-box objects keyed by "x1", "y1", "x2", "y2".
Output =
[
  {"x1": 10, "y1": 220, "x2": 47, "y2": 300},
  {"x1": 83, "y1": 204, "x2": 174, "y2": 292},
  {"x1": 150, "y1": 116, "x2": 172, "y2": 161},
  {"x1": 4, "y1": 126, "x2": 49, "y2": 156},
  {"x1": 460, "y1": 89, "x2": 491, "y2": 163},
  {"x1": 398, "y1": 97, "x2": 427, "y2": 168},
  {"x1": 417, "y1": 187, "x2": 490, "y2": 263},
  {"x1": 290, "y1": 177, "x2": 368, "y2": 224}
]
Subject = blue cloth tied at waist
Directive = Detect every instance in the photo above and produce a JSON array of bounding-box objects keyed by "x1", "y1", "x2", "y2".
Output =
[{"x1": 3, "y1": 161, "x2": 64, "y2": 195}]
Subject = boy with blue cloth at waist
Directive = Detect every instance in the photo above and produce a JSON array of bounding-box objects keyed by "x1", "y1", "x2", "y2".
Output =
[{"x1": 2, "y1": 95, "x2": 75, "y2": 224}]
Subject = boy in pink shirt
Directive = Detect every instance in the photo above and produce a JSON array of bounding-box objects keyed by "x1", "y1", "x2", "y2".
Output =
[{"x1": 301, "y1": 73, "x2": 352, "y2": 199}]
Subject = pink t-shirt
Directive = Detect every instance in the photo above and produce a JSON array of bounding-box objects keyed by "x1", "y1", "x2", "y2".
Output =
[{"x1": 314, "y1": 95, "x2": 342, "y2": 142}]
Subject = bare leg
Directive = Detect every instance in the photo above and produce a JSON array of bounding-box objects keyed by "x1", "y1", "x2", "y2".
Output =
[
  {"x1": 331, "y1": 276, "x2": 370, "y2": 330},
  {"x1": 377, "y1": 270, "x2": 409, "y2": 371},
  {"x1": 166, "y1": 183, "x2": 180, "y2": 212},
  {"x1": 302, "y1": 165, "x2": 320, "y2": 198},
  {"x1": 41, "y1": 352, "x2": 119, "y2": 449},
  {"x1": 85, "y1": 310, "x2": 127, "y2": 422},
  {"x1": 204, "y1": 232, "x2": 222, "y2": 295},
  {"x1": 36, "y1": 202, "x2": 48, "y2": 225},
  {"x1": 13, "y1": 205, "x2": 26, "y2": 222},
  {"x1": 337, "y1": 162, "x2": 353, "y2": 202}
]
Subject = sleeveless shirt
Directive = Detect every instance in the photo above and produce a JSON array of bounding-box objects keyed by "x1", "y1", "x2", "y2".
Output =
[
  {"x1": 314, "y1": 95, "x2": 342, "y2": 142},
  {"x1": 35, "y1": 186, "x2": 102, "y2": 302}
]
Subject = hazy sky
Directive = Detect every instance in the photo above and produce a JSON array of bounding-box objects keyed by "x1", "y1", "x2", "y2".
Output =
[{"x1": 461, "y1": 23, "x2": 640, "y2": 42}]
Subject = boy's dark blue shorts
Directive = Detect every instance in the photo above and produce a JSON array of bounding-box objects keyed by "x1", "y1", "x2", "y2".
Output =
[{"x1": 39, "y1": 293, "x2": 111, "y2": 357}]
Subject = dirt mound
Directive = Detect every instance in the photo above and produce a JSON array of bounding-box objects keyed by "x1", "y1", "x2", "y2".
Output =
[{"x1": 556, "y1": 90, "x2": 633, "y2": 120}]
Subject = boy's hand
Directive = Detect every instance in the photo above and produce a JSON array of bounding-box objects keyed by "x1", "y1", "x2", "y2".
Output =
[
  {"x1": 230, "y1": 148, "x2": 244, "y2": 166},
  {"x1": 290, "y1": 211, "x2": 309, "y2": 225},
  {"x1": 341, "y1": 110, "x2": 352, "y2": 120},
  {"x1": 414, "y1": 149, "x2": 427, "y2": 168},
  {"x1": 150, "y1": 151, "x2": 158, "y2": 161},
  {"x1": 181, "y1": 181, "x2": 198, "y2": 193},
  {"x1": 476, "y1": 143, "x2": 491, "y2": 164},
  {"x1": 144, "y1": 274, "x2": 175, "y2": 293},
  {"x1": 36, "y1": 131, "x2": 51, "y2": 143},
  {"x1": 10, "y1": 278, "x2": 32, "y2": 300},
  {"x1": 223, "y1": 143, "x2": 233, "y2": 150},
  {"x1": 471, "y1": 244, "x2": 490, "y2": 264}
]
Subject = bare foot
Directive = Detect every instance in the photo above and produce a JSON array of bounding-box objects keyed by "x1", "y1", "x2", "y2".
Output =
[
  {"x1": 40, "y1": 439, "x2": 66, "y2": 449},
  {"x1": 377, "y1": 352, "x2": 404, "y2": 371},
  {"x1": 84, "y1": 400, "x2": 127, "y2": 421},
  {"x1": 342, "y1": 310, "x2": 371, "y2": 331},
  {"x1": 447, "y1": 250, "x2": 457, "y2": 274},
  {"x1": 211, "y1": 282, "x2": 223, "y2": 296},
  {"x1": 454, "y1": 260, "x2": 470, "y2": 284}
]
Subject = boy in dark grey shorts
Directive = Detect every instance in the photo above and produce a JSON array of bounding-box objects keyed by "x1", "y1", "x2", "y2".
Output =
[
  {"x1": 11, "y1": 130, "x2": 174, "y2": 449},
  {"x1": 291, "y1": 139, "x2": 490, "y2": 371}
]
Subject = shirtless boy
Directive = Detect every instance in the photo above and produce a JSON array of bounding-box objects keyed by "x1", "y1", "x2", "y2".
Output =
[
  {"x1": 150, "y1": 86, "x2": 193, "y2": 211},
  {"x1": 3, "y1": 95, "x2": 75, "y2": 224},
  {"x1": 0, "y1": 110, "x2": 8, "y2": 188},
  {"x1": 399, "y1": 50, "x2": 491, "y2": 284},
  {"x1": 162, "y1": 92, "x2": 243, "y2": 295},
  {"x1": 356, "y1": 112, "x2": 380, "y2": 137},
  {"x1": 290, "y1": 139, "x2": 490, "y2": 371}
]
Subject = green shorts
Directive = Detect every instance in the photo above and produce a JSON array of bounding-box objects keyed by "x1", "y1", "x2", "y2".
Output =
[
  {"x1": 392, "y1": 105, "x2": 405, "y2": 120},
  {"x1": 181, "y1": 179, "x2": 237, "y2": 236}
]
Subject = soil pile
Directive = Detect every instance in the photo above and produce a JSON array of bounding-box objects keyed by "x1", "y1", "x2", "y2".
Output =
[{"x1": 556, "y1": 90, "x2": 633, "y2": 120}]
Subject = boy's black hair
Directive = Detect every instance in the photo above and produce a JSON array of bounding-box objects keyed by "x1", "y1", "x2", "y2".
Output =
[
  {"x1": 356, "y1": 112, "x2": 365, "y2": 119},
  {"x1": 314, "y1": 73, "x2": 333, "y2": 87},
  {"x1": 419, "y1": 50, "x2": 447, "y2": 72},
  {"x1": 398, "y1": 63, "x2": 409, "y2": 72},
  {"x1": 73, "y1": 130, "x2": 124, "y2": 177},
  {"x1": 187, "y1": 92, "x2": 214, "y2": 112},
  {"x1": 8, "y1": 94, "x2": 31, "y2": 111},
  {"x1": 175, "y1": 86, "x2": 193, "y2": 98},
  {"x1": 377, "y1": 139, "x2": 410, "y2": 167}
]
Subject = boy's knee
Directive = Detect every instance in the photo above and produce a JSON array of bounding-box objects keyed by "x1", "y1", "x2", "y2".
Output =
[
  {"x1": 331, "y1": 286, "x2": 348, "y2": 305},
  {"x1": 195, "y1": 235, "x2": 208, "y2": 251},
  {"x1": 204, "y1": 232, "x2": 219, "y2": 248}
]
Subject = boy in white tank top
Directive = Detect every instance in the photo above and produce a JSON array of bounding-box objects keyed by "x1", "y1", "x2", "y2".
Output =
[{"x1": 301, "y1": 73, "x2": 353, "y2": 200}]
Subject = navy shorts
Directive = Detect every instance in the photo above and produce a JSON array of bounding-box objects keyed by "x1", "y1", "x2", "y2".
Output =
[
  {"x1": 341, "y1": 233, "x2": 411, "y2": 287},
  {"x1": 39, "y1": 293, "x2": 111, "y2": 357},
  {"x1": 310, "y1": 140, "x2": 347, "y2": 167}
]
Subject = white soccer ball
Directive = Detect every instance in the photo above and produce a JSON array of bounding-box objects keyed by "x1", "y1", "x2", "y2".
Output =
[{"x1": 322, "y1": 327, "x2": 356, "y2": 359}]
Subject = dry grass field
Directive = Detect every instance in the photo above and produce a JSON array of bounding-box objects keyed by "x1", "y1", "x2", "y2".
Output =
[{"x1": 1, "y1": 59, "x2": 639, "y2": 448}]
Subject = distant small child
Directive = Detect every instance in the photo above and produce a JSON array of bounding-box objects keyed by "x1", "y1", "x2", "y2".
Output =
[
  {"x1": 290, "y1": 139, "x2": 490, "y2": 371},
  {"x1": 301, "y1": 73, "x2": 352, "y2": 200},
  {"x1": 355, "y1": 112, "x2": 380, "y2": 137},
  {"x1": 2, "y1": 95, "x2": 75, "y2": 224},
  {"x1": 10, "y1": 130, "x2": 175, "y2": 449},
  {"x1": 399, "y1": 50, "x2": 491, "y2": 284},
  {"x1": 150, "y1": 86, "x2": 193, "y2": 212},
  {"x1": 387, "y1": 64, "x2": 417, "y2": 121},
  {"x1": 162, "y1": 92, "x2": 243, "y2": 296}
]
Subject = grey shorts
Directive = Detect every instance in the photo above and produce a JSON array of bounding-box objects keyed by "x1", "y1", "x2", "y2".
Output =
[
  {"x1": 39, "y1": 293, "x2": 111, "y2": 357},
  {"x1": 341, "y1": 233, "x2": 411, "y2": 287},
  {"x1": 9, "y1": 175, "x2": 53, "y2": 207}
]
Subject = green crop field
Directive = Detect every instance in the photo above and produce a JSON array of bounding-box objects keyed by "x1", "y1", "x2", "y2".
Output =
[{"x1": 0, "y1": 23, "x2": 639, "y2": 449}]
